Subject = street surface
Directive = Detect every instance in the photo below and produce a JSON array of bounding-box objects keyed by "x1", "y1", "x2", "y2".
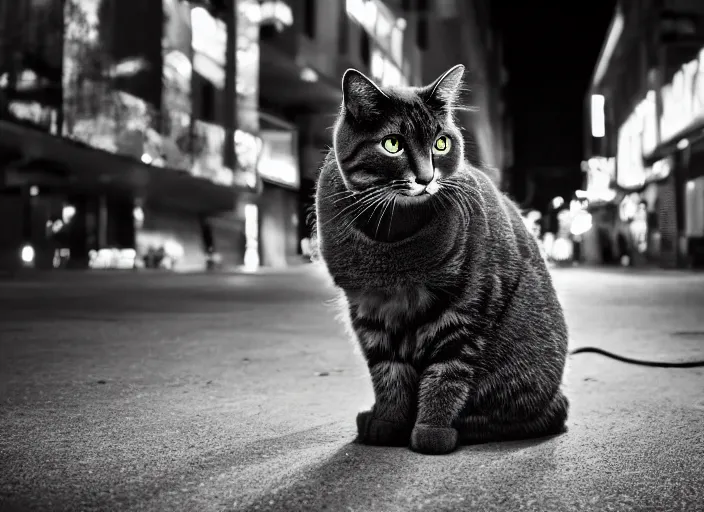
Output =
[{"x1": 0, "y1": 265, "x2": 703, "y2": 511}]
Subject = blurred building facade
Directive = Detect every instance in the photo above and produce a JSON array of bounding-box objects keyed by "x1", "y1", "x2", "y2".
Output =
[
  {"x1": 0, "y1": 0, "x2": 511, "y2": 272},
  {"x1": 0, "y1": 0, "x2": 264, "y2": 272},
  {"x1": 583, "y1": 0, "x2": 704, "y2": 268}
]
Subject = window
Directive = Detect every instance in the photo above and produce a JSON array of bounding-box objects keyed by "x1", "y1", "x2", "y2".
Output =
[{"x1": 304, "y1": 0, "x2": 316, "y2": 38}]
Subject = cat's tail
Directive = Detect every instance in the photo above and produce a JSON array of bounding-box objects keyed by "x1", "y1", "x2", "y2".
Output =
[{"x1": 569, "y1": 347, "x2": 704, "y2": 368}]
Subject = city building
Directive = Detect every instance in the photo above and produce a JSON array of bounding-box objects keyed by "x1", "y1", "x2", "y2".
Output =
[
  {"x1": 0, "y1": 0, "x2": 262, "y2": 272},
  {"x1": 583, "y1": 0, "x2": 704, "y2": 268}
]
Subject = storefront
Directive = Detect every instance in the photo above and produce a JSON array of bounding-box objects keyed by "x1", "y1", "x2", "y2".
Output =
[
  {"x1": 643, "y1": 44, "x2": 704, "y2": 268},
  {"x1": 256, "y1": 120, "x2": 301, "y2": 268},
  {"x1": 604, "y1": 79, "x2": 683, "y2": 267}
]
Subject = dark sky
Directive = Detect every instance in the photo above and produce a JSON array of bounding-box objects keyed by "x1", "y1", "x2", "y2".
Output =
[{"x1": 494, "y1": 1, "x2": 616, "y2": 171}]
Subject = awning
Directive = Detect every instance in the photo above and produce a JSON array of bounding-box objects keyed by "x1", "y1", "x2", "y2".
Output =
[
  {"x1": 0, "y1": 120, "x2": 240, "y2": 215},
  {"x1": 643, "y1": 117, "x2": 704, "y2": 167}
]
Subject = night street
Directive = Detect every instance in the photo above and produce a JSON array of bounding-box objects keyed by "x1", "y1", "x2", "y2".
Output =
[{"x1": 1, "y1": 266, "x2": 703, "y2": 512}]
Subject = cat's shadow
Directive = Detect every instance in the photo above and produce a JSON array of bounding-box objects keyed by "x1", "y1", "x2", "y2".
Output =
[{"x1": 248, "y1": 434, "x2": 561, "y2": 511}]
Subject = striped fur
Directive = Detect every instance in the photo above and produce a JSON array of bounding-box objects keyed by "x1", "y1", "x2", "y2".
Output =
[{"x1": 314, "y1": 67, "x2": 569, "y2": 455}]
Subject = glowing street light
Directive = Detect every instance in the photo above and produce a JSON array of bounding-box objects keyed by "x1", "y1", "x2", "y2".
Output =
[
  {"x1": 21, "y1": 245, "x2": 35, "y2": 265},
  {"x1": 591, "y1": 94, "x2": 605, "y2": 138}
]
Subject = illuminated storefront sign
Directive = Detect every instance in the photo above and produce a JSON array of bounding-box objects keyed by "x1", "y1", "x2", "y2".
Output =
[
  {"x1": 89, "y1": 248, "x2": 138, "y2": 270},
  {"x1": 660, "y1": 46, "x2": 704, "y2": 144},
  {"x1": 616, "y1": 90, "x2": 657, "y2": 188},
  {"x1": 257, "y1": 129, "x2": 299, "y2": 189},
  {"x1": 582, "y1": 156, "x2": 617, "y2": 203}
]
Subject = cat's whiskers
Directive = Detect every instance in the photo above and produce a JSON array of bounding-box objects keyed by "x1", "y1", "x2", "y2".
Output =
[
  {"x1": 329, "y1": 180, "x2": 407, "y2": 205},
  {"x1": 438, "y1": 179, "x2": 482, "y2": 217},
  {"x1": 436, "y1": 182, "x2": 472, "y2": 223},
  {"x1": 341, "y1": 191, "x2": 393, "y2": 235},
  {"x1": 434, "y1": 190, "x2": 457, "y2": 221},
  {"x1": 364, "y1": 191, "x2": 390, "y2": 225},
  {"x1": 328, "y1": 191, "x2": 355, "y2": 202},
  {"x1": 386, "y1": 196, "x2": 397, "y2": 240},
  {"x1": 340, "y1": 181, "x2": 408, "y2": 236},
  {"x1": 328, "y1": 184, "x2": 384, "y2": 204},
  {"x1": 439, "y1": 181, "x2": 474, "y2": 211},
  {"x1": 374, "y1": 194, "x2": 395, "y2": 239},
  {"x1": 322, "y1": 187, "x2": 389, "y2": 226}
]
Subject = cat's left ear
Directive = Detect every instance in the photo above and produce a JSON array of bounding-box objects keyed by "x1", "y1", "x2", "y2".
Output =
[
  {"x1": 342, "y1": 68, "x2": 388, "y2": 120},
  {"x1": 422, "y1": 64, "x2": 465, "y2": 110}
]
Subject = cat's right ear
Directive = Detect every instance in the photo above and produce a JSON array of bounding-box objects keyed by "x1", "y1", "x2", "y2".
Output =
[
  {"x1": 421, "y1": 64, "x2": 465, "y2": 112},
  {"x1": 342, "y1": 69, "x2": 388, "y2": 120}
]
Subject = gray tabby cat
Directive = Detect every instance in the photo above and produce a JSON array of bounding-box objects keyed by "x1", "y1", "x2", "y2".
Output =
[{"x1": 314, "y1": 64, "x2": 569, "y2": 455}]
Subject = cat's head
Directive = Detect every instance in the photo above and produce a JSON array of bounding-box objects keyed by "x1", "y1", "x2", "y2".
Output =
[{"x1": 333, "y1": 65, "x2": 466, "y2": 199}]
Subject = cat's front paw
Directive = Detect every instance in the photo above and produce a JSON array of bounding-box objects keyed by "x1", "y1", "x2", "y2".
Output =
[
  {"x1": 410, "y1": 424, "x2": 459, "y2": 455},
  {"x1": 356, "y1": 410, "x2": 412, "y2": 447}
]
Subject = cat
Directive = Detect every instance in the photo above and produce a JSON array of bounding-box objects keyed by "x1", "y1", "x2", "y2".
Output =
[{"x1": 313, "y1": 64, "x2": 569, "y2": 455}]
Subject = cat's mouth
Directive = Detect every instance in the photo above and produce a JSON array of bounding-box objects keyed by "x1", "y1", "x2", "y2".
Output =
[
  {"x1": 399, "y1": 177, "x2": 439, "y2": 198},
  {"x1": 401, "y1": 189, "x2": 430, "y2": 197}
]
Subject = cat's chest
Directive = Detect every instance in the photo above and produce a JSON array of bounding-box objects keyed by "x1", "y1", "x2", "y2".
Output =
[
  {"x1": 349, "y1": 286, "x2": 435, "y2": 329},
  {"x1": 346, "y1": 286, "x2": 440, "y2": 362}
]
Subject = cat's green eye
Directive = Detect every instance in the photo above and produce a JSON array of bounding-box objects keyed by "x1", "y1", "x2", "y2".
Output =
[
  {"x1": 433, "y1": 136, "x2": 451, "y2": 154},
  {"x1": 382, "y1": 136, "x2": 402, "y2": 154}
]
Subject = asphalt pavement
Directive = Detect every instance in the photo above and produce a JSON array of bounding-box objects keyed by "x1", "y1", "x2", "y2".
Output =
[{"x1": 0, "y1": 265, "x2": 703, "y2": 512}]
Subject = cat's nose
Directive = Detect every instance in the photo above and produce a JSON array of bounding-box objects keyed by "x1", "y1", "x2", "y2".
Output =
[{"x1": 415, "y1": 168, "x2": 436, "y2": 186}]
